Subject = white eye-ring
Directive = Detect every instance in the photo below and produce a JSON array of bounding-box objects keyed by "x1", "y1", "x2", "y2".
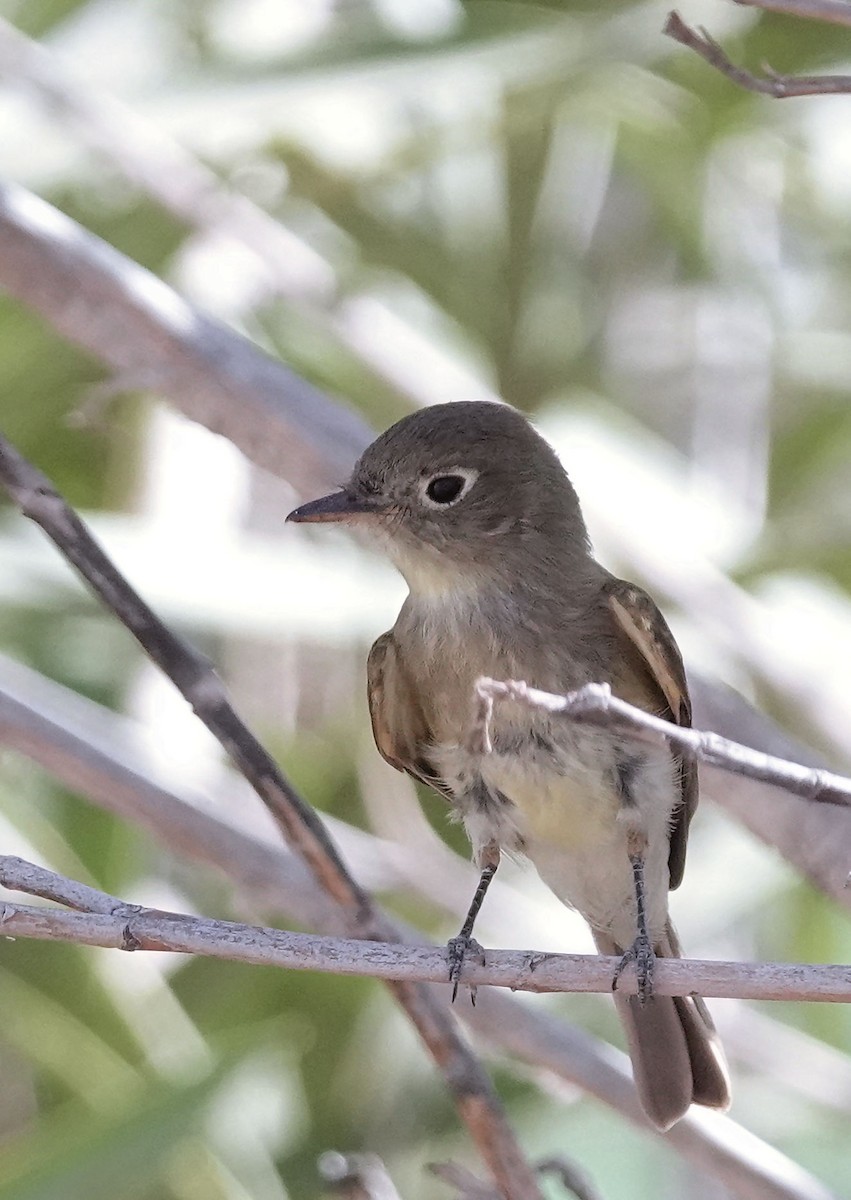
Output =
[{"x1": 419, "y1": 467, "x2": 479, "y2": 509}]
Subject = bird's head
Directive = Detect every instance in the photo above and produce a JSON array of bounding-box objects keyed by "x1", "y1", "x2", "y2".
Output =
[{"x1": 287, "y1": 401, "x2": 590, "y2": 595}]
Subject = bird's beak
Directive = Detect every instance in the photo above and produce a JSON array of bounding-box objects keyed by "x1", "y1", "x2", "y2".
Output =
[{"x1": 286, "y1": 490, "x2": 388, "y2": 524}]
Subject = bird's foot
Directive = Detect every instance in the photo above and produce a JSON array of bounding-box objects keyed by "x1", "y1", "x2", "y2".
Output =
[
  {"x1": 447, "y1": 934, "x2": 486, "y2": 1005},
  {"x1": 612, "y1": 933, "x2": 655, "y2": 1005}
]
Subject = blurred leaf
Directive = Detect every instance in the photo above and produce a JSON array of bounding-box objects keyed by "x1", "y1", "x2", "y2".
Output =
[
  {"x1": 0, "y1": 1075, "x2": 217, "y2": 1200},
  {"x1": 5, "y1": 0, "x2": 91, "y2": 39}
]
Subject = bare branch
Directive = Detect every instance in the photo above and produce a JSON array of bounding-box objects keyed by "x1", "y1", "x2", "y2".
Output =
[
  {"x1": 2, "y1": 888, "x2": 849, "y2": 1003},
  {"x1": 0, "y1": 19, "x2": 332, "y2": 302},
  {"x1": 0, "y1": 180, "x2": 371, "y2": 493},
  {"x1": 0, "y1": 435, "x2": 544, "y2": 1200},
  {"x1": 0, "y1": 435, "x2": 367, "y2": 914},
  {"x1": 475, "y1": 678, "x2": 851, "y2": 808},
  {"x1": 0, "y1": 855, "x2": 139, "y2": 915},
  {"x1": 665, "y1": 11, "x2": 851, "y2": 95},
  {"x1": 735, "y1": 0, "x2": 851, "y2": 28},
  {"x1": 5, "y1": 630, "x2": 850, "y2": 932},
  {"x1": 0, "y1": 16, "x2": 497, "y2": 421},
  {"x1": 0, "y1": 651, "x2": 345, "y2": 929},
  {"x1": 692, "y1": 679, "x2": 851, "y2": 910}
]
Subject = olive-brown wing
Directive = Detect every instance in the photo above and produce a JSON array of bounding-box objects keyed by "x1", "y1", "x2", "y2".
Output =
[
  {"x1": 367, "y1": 630, "x2": 454, "y2": 801},
  {"x1": 603, "y1": 576, "x2": 697, "y2": 890}
]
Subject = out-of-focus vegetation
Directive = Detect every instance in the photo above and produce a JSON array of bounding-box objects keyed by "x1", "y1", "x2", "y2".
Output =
[{"x1": 1, "y1": 1, "x2": 850, "y2": 1196}]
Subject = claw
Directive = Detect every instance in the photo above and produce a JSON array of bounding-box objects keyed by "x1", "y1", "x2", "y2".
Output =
[
  {"x1": 447, "y1": 935, "x2": 486, "y2": 1004},
  {"x1": 612, "y1": 933, "x2": 655, "y2": 1004}
]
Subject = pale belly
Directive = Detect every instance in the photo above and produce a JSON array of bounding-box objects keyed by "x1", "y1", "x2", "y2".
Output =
[{"x1": 438, "y1": 735, "x2": 678, "y2": 949}]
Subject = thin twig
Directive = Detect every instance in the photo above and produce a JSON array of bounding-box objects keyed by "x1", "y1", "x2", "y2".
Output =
[
  {"x1": 1, "y1": 895, "x2": 850, "y2": 1003},
  {"x1": 735, "y1": 0, "x2": 851, "y2": 29},
  {"x1": 665, "y1": 11, "x2": 851, "y2": 96},
  {"x1": 0, "y1": 437, "x2": 543, "y2": 1200},
  {"x1": 0, "y1": 438, "x2": 368, "y2": 916},
  {"x1": 0, "y1": 855, "x2": 140, "y2": 915},
  {"x1": 690, "y1": 679, "x2": 851, "y2": 908},
  {"x1": 474, "y1": 678, "x2": 851, "y2": 808},
  {"x1": 0, "y1": 652, "x2": 345, "y2": 929}
]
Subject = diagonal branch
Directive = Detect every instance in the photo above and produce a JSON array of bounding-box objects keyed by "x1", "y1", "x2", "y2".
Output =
[
  {"x1": 0, "y1": 16, "x2": 496, "y2": 416},
  {"x1": 0, "y1": 435, "x2": 544, "y2": 1200},
  {"x1": 665, "y1": 11, "x2": 851, "y2": 96},
  {"x1": 0, "y1": 855, "x2": 139, "y2": 914},
  {"x1": 0, "y1": 180, "x2": 371, "y2": 493},
  {"x1": 0, "y1": 652, "x2": 379, "y2": 928},
  {"x1": 473, "y1": 678, "x2": 851, "y2": 807},
  {"x1": 0, "y1": 18, "x2": 332, "y2": 304}
]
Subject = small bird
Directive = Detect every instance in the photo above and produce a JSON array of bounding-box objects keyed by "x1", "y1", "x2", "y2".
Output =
[{"x1": 287, "y1": 400, "x2": 730, "y2": 1130}]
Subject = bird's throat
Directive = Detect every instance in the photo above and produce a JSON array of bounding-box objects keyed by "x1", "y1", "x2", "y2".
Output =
[{"x1": 393, "y1": 544, "x2": 483, "y2": 603}]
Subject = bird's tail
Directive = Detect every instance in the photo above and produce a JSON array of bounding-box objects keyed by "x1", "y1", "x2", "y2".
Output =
[{"x1": 593, "y1": 920, "x2": 731, "y2": 1131}]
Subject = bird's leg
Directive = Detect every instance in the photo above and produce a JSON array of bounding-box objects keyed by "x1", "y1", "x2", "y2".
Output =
[
  {"x1": 612, "y1": 758, "x2": 655, "y2": 1003},
  {"x1": 612, "y1": 825, "x2": 655, "y2": 1004},
  {"x1": 448, "y1": 841, "x2": 500, "y2": 1004}
]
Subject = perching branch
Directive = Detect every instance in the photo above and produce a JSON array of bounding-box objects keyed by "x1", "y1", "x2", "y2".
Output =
[
  {"x1": 2, "y1": 856, "x2": 850, "y2": 1003},
  {"x1": 473, "y1": 678, "x2": 851, "y2": 808},
  {"x1": 665, "y1": 10, "x2": 851, "y2": 96},
  {"x1": 0, "y1": 436, "x2": 544, "y2": 1200}
]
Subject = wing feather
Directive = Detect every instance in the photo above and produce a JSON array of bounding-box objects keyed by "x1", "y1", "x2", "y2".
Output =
[
  {"x1": 367, "y1": 631, "x2": 453, "y2": 800},
  {"x1": 603, "y1": 576, "x2": 697, "y2": 890}
]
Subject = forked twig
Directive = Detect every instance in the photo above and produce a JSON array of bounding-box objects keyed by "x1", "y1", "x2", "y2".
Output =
[
  {"x1": 665, "y1": 11, "x2": 851, "y2": 97},
  {"x1": 473, "y1": 678, "x2": 851, "y2": 808}
]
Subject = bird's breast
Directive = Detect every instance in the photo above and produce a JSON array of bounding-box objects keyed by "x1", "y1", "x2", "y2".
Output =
[
  {"x1": 432, "y1": 722, "x2": 622, "y2": 857},
  {"x1": 481, "y1": 741, "x2": 621, "y2": 852}
]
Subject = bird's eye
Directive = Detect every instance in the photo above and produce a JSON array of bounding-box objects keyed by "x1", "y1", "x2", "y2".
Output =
[
  {"x1": 419, "y1": 467, "x2": 479, "y2": 509},
  {"x1": 426, "y1": 475, "x2": 465, "y2": 504}
]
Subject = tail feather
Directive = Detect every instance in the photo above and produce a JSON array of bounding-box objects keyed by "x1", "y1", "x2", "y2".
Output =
[{"x1": 594, "y1": 921, "x2": 731, "y2": 1131}]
